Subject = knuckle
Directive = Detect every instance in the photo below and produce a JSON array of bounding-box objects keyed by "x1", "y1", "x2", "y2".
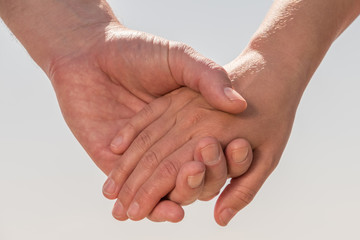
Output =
[
  {"x1": 177, "y1": 108, "x2": 207, "y2": 128},
  {"x1": 175, "y1": 42, "x2": 195, "y2": 55},
  {"x1": 231, "y1": 185, "x2": 256, "y2": 208},
  {"x1": 141, "y1": 104, "x2": 155, "y2": 120},
  {"x1": 134, "y1": 130, "x2": 153, "y2": 151},
  {"x1": 124, "y1": 121, "x2": 137, "y2": 137},
  {"x1": 138, "y1": 150, "x2": 161, "y2": 172},
  {"x1": 158, "y1": 161, "x2": 179, "y2": 179},
  {"x1": 112, "y1": 162, "x2": 130, "y2": 182},
  {"x1": 137, "y1": 185, "x2": 156, "y2": 203},
  {"x1": 202, "y1": 58, "x2": 222, "y2": 71}
]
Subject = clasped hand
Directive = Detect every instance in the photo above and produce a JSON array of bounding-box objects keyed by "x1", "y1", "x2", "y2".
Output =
[
  {"x1": 99, "y1": 44, "x2": 296, "y2": 225},
  {"x1": 49, "y1": 23, "x2": 294, "y2": 226}
]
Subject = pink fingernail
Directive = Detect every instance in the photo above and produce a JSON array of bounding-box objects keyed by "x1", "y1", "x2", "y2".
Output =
[
  {"x1": 219, "y1": 208, "x2": 237, "y2": 226},
  {"x1": 200, "y1": 144, "x2": 220, "y2": 166},
  {"x1": 127, "y1": 202, "x2": 140, "y2": 219},
  {"x1": 103, "y1": 177, "x2": 117, "y2": 196},
  {"x1": 112, "y1": 200, "x2": 124, "y2": 219},
  {"x1": 224, "y1": 87, "x2": 245, "y2": 101},
  {"x1": 232, "y1": 147, "x2": 249, "y2": 164},
  {"x1": 187, "y1": 171, "x2": 205, "y2": 189},
  {"x1": 111, "y1": 136, "x2": 123, "y2": 149}
]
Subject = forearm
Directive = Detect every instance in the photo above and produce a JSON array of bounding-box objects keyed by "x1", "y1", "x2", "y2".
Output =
[
  {"x1": 235, "y1": 0, "x2": 360, "y2": 100},
  {"x1": 0, "y1": 0, "x2": 121, "y2": 73}
]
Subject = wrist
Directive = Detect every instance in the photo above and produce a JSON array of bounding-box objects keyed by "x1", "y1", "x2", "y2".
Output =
[
  {"x1": 225, "y1": 46, "x2": 307, "y2": 117},
  {"x1": 240, "y1": 0, "x2": 360, "y2": 89},
  {"x1": 245, "y1": 26, "x2": 327, "y2": 86}
]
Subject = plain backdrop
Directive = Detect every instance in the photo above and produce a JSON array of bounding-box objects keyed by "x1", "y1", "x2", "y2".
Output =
[{"x1": 0, "y1": 1, "x2": 359, "y2": 239}]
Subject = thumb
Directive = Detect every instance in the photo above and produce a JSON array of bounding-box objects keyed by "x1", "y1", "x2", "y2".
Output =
[
  {"x1": 214, "y1": 150, "x2": 273, "y2": 226},
  {"x1": 168, "y1": 42, "x2": 247, "y2": 114}
]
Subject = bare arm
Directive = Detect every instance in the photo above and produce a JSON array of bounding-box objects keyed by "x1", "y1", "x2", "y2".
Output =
[
  {"x1": 0, "y1": 0, "x2": 246, "y2": 112},
  {"x1": 0, "y1": 0, "x2": 119, "y2": 73},
  {"x1": 219, "y1": 0, "x2": 360, "y2": 226}
]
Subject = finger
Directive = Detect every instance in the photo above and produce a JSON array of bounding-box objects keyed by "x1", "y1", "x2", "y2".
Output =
[
  {"x1": 214, "y1": 150, "x2": 274, "y2": 226},
  {"x1": 193, "y1": 137, "x2": 227, "y2": 201},
  {"x1": 109, "y1": 96, "x2": 171, "y2": 154},
  {"x1": 104, "y1": 89, "x2": 200, "y2": 200},
  {"x1": 112, "y1": 128, "x2": 189, "y2": 220},
  {"x1": 147, "y1": 200, "x2": 185, "y2": 223},
  {"x1": 109, "y1": 88, "x2": 197, "y2": 155},
  {"x1": 103, "y1": 98, "x2": 176, "y2": 200},
  {"x1": 225, "y1": 138, "x2": 253, "y2": 178},
  {"x1": 126, "y1": 140, "x2": 196, "y2": 221},
  {"x1": 168, "y1": 42, "x2": 247, "y2": 114},
  {"x1": 167, "y1": 161, "x2": 205, "y2": 205},
  {"x1": 103, "y1": 117, "x2": 173, "y2": 200}
]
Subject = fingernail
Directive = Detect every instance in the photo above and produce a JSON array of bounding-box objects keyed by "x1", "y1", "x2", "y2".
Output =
[
  {"x1": 111, "y1": 136, "x2": 123, "y2": 149},
  {"x1": 103, "y1": 177, "x2": 117, "y2": 195},
  {"x1": 187, "y1": 171, "x2": 205, "y2": 189},
  {"x1": 127, "y1": 201, "x2": 140, "y2": 219},
  {"x1": 224, "y1": 87, "x2": 245, "y2": 101},
  {"x1": 112, "y1": 200, "x2": 124, "y2": 219},
  {"x1": 232, "y1": 147, "x2": 249, "y2": 164},
  {"x1": 201, "y1": 144, "x2": 220, "y2": 165},
  {"x1": 219, "y1": 208, "x2": 237, "y2": 226}
]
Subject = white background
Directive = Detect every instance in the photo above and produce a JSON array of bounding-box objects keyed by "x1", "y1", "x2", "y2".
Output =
[{"x1": 0, "y1": 1, "x2": 359, "y2": 239}]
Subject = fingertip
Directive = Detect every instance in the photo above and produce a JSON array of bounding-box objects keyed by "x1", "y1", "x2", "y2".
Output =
[
  {"x1": 187, "y1": 167, "x2": 205, "y2": 189},
  {"x1": 112, "y1": 200, "x2": 128, "y2": 221},
  {"x1": 215, "y1": 208, "x2": 237, "y2": 227},
  {"x1": 214, "y1": 176, "x2": 259, "y2": 227},
  {"x1": 147, "y1": 200, "x2": 185, "y2": 223},
  {"x1": 195, "y1": 136, "x2": 227, "y2": 201},
  {"x1": 183, "y1": 160, "x2": 206, "y2": 178},
  {"x1": 195, "y1": 136, "x2": 220, "y2": 159},
  {"x1": 223, "y1": 86, "x2": 248, "y2": 114},
  {"x1": 226, "y1": 138, "x2": 253, "y2": 178},
  {"x1": 200, "y1": 86, "x2": 247, "y2": 115},
  {"x1": 166, "y1": 208, "x2": 185, "y2": 223},
  {"x1": 199, "y1": 68, "x2": 247, "y2": 114},
  {"x1": 110, "y1": 135, "x2": 125, "y2": 154},
  {"x1": 168, "y1": 161, "x2": 205, "y2": 205},
  {"x1": 195, "y1": 136, "x2": 222, "y2": 167},
  {"x1": 224, "y1": 87, "x2": 246, "y2": 103},
  {"x1": 102, "y1": 177, "x2": 120, "y2": 200}
]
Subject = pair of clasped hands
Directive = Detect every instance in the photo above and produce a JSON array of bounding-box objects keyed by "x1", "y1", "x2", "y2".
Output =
[
  {"x1": 49, "y1": 21, "x2": 296, "y2": 223},
  {"x1": 52, "y1": 25, "x2": 294, "y2": 227},
  {"x1": 2, "y1": 0, "x2": 358, "y2": 228}
]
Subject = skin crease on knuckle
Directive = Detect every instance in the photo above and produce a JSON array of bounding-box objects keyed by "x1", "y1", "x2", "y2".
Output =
[
  {"x1": 142, "y1": 90, "x2": 278, "y2": 188},
  {"x1": 119, "y1": 86, "x2": 287, "y2": 218},
  {"x1": 227, "y1": 182, "x2": 256, "y2": 208},
  {"x1": 157, "y1": 160, "x2": 180, "y2": 182},
  {"x1": 137, "y1": 150, "x2": 162, "y2": 173}
]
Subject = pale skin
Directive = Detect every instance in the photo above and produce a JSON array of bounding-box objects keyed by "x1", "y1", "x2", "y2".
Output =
[
  {"x1": 0, "y1": 0, "x2": 252, "y2": 222},
  {"x1": 107, "y1": 0, "x2": 360, "y2": 226}
]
